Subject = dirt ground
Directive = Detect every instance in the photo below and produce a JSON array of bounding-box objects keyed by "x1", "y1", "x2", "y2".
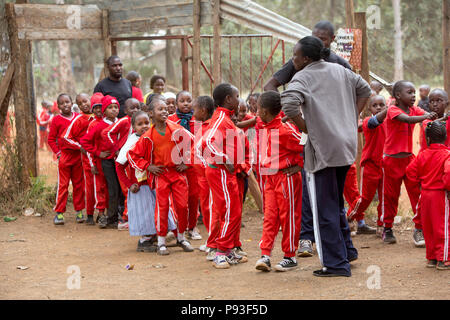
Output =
[{"x1": 1, "y1": 147, "x2": 449, "y2": 301}]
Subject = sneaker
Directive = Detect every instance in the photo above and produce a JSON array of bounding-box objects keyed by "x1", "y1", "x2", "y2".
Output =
[
  {"x1": 75, "y1": 211, "x2": 85, "y2": 223},
  {"x1": 98, "y1": 214, "x2": 107, "y2": 229},
  {"x1": 53, "y1": 213, "x2": 64, "y2": 225},
  {"x1": 137, "y1": 239, "x2": 157, "y2": 252},
  {"x1": 376, "y1": 226, "x2": 383, "y2": 238},
  {"x1": 233, "y1": 247, "x2": 247, "y2": 256},
  {"x1": 382, "y1": 228, "x2": 397, "y2": 244},
  {"x1": 199, "y1": 243, "x2": 208, "y2": 252},
  {"x1": 436, "y1": 261, "x2": 450, "y2": 270},
  {"x1": 86, "y1": 215, "x2": 95, "y2": 225},
  {"x1": 212, "y1": 254, "x2": 230, "y2": 269},
  {"x1": 413, "y1": 229, "x2": 425, "y2": 248},
  {"x1": 426, "y1": 259, "x2": 438, "y2": 268},
  {"x1": 255, "y1": 255, "x2": 271, "y2": 272},
  {"x1": 177, "y1": 240, "x2": 194, "y2": 252},
  {"x1": 157, "y1": 244, "x2": 170, "y2": 256},
  {"x1": 166, "y1": 231, "x2": 176, "y2": 243},
  {"x1": 118, "y1": 221, "x2": 129, "y2": 231},
  {"x1": 274, "y1": 257, "x2": 298, "y2": 272},
  {"x1": 298, "y1": 240, "x2": 313, "y2": 257},
  {"x1": 206, "y1": 248, "x2": 217, "y2": 261},
  {"x1": 226, "y1": 250, "x2": 248, "y2": 264},
  {"x1": 357, "y1": 223, "x2": 376, "y2": 235},
  {"x1": 187, "y1": 228, "x2": 202, "y2": 240}
]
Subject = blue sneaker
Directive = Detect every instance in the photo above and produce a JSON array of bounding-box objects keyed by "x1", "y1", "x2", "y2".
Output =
[{"x1": 54, "y1": 213, "x2": 64, "y2": 225}]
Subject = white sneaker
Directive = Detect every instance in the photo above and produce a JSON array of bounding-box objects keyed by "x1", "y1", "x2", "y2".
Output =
[
  {"x1": 117, "y1": 221, "x2": 128, "y2": 231},
  {"x1": 199, "y1": 243, "x2": 207, "y2": 252},
  {"x1": 166, "y1": 231, "x2": 175, "y2": 243},
  {"x1": 206, "y1": 248, "x2": 217, "y2": 261},
  {"x1": 187, "y1": 228, "x2": 202, "y2": 240},
  {"x1": 212, "y1": 254, "x2": 230, "y2": 269}
]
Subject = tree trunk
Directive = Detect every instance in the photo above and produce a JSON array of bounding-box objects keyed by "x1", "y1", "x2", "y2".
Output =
[
  {"x1": 57, "y1": 40, "x2": 76, "y2": 95},
  {"x1": 392, "y1": 0, "x2": 404, "y2": 81},
  {"x1": 165, "y1": 29, "x2": 176, "y2": 87}
]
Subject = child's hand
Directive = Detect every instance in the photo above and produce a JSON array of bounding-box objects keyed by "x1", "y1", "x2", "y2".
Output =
[
  {"x1": 147, "y1": 164, "x2": 165, "y2": 176},
  {"x1": 91, "y1": 166, "x2": 99, "y2": 175},
  {"x1": 427, "y1": 112, "x2": 438, "y2": 120},
  {"x1": 115, "y1": 150, "x2": 120, "y2": 156},
  {"x1": 99, "y1": 151, "x2": 111, "y2": 159},
  {"x1": 130, "y1": 183, "x2": 140, "y2": 193},
  {"x1": 176, "y1": 164, "x2": 189, "y2": 172},
  {"x1": 282, "y1": 165, "x2": 302, "y2": 176},
  {"x1": 224, "y1": 163, "x2": 235, "y2": 174}
]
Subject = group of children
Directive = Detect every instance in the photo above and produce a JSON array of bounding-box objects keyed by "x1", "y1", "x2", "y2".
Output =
[{"x1": 46, "y1": 71, "x2": 450, "y2": 272}]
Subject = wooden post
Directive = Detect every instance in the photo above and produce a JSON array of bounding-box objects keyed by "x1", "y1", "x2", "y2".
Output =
[
  {"x1": 181, "y1": 37, "x2": 190, "y2": 91},
  {"x1": 444, "y1": 0, "x2": 450, "y2": 95},
  {"x1": 6, "y1": 3, "x2": 38, "y2": 184},
  {"x1": 212, "y1": 0, "x2": 221, "y2": 85},
  {"x1": 354, "y1": 12, "x2": 370, "y2": 187},
  {"x1": 192, "y1": 0, "x2": 201, "y2": 98},
  {"x1": 345, "y1": 0, "x2": 355, "y2": 28},
  {"x1": 101, "y1": 9, "x2": 111, "y2": 80},
  {"x1": 0, "y1": 64, "x2": 14, "y2": 135},
  {"x1": 111, "y1": 41, "x2": 118, "y2": 56}
]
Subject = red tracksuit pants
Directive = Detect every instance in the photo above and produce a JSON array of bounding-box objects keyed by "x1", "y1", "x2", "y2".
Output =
[
  {"x1": 381, "y1": 155, "x2": 421, "y2": 229},
  {"x1": 186, "y1": 168, "x2": 200, "y2": 230},
  {"x1": 118, "y1": 178, "x2": 128, "y2": 221},
  {"x1": 39, "y1": 130, "x2": 49, "y2": 150},
  {"x1": 154, "y1": 168, "x2": 189, "y2": 237},
  {"x1": 259, "y1": 171, "x2": 302, "y2": 258},
  {"x1": 54, "y1": 151, "x2": 85, "y2": 213},
  {"x1": 348, "y1": 161, "x2": 383, "y2": 225},
  {"x1": 198, "y1": 173, "x2": 213, "y2": 234},
  {"x1": 83, "y1": 156, "x2": 107, "y2": 215},
  {"x1": 205, "y1": 166, "x2": 242, "y2": 252},
  {"x1": 420, "y1": 190, "x2": 450, "y2": 262},
  {"x1": 344, "y1": 163, "x2": 361, "y2": 213}
]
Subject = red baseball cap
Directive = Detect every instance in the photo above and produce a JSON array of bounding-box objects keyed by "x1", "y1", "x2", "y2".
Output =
[
  {"x1": 101, "y1": 95, "x2": 119, "y2": 114},
  {"x1": 90, "y1": 92, "x2": 104, "y2": 111}
]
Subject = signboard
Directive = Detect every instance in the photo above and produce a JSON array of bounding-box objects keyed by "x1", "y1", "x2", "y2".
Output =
[{"x1": 335, "y1": 28, "x2": 362, "y2": 71}]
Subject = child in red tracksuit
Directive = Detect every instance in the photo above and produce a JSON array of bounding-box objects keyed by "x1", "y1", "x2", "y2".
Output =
[
  {"x1": 80, "y1": 93, "x2": 108, "y2": 225},
  {"x1": 381, "y1": 81, "x2": 437, "y2": 244},
  {"x1": 167, "y1": 91, "x2": 201, "y2": 240},
  {"x1": 253, "y1": 91, "x2": 303, "y2": 272},
  {"x1": 102, "y1": 97, "x2": 141, "y2": 229},
  {"x1": 419, "y1": 89, "x2": 450, "y2": 150},
  {"x1": 347, "y1": 95, "x2": 387, "y2": 236},
  {"x1": 80, "y1": 95, "x2": 119, "y2": 229},
  {"x1": 37, "y1": 101, "x2": 51, "y2": 150},
  {"x1": 63, "y1": 93, "x2": 97, "y2": 224},
  {"x1": 201, "y1": 83, "x2": 248, "y2": 269},
  {"x1": 407, "y1": 121, "x2": 450, "y2": 270},
  {"x1": 48, "y1": 93, "x2": 85, "y2": 225},
  {"x1": 127, "y1": 98, "x2": 195, "y2": 256},
  {"x1": 192, "y1": 96, "x2": 216, "y2": 254}
]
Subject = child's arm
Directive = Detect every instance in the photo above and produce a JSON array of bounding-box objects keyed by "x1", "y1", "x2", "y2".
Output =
[
  {"x1": 80, "y1": 125, "x2": 109, "y2": 158},
  {"x1": 47, "y1": 120, "x2": 60, "y2": 156},
  {"x1": 405, "y1": 155, "x2": 421, "y2": 186},
  {"x1": 63, "y1": 116, "x2": 84, "y2": 152},
  {"x1": 115, "y1": 162, "x2": 135, "y2": 190},
  {"x1": 104, "y1": 119, "x2": 128, "y2": 154},
  {"x1": 395, "y1": 111, "x2": 437, "y2": 124},
  {"x1": 443, "y1": 157, "x2": 450, "y2": 196},
  {"x1": 236, "y1": 117, "x2": 256, "y2": 129}
]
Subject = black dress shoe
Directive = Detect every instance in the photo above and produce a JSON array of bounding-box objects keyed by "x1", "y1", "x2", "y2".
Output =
[
  {"x1": 313, "y1": 269, "x2": 351, "y2": 277},
  {"x1": 357, "y1": 224, "x2": 377, "y2": 234},
  {"x1": 348, "y1": 254, "x2": 358, "y2": 262}
]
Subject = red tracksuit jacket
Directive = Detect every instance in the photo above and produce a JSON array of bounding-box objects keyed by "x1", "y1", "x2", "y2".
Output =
[
  {"x1": 102, "y1": 115, "x2": 132, "y2": 154},
  {"x1": 80, "y1": 118, "x2": 118, "y2": 160},
  {"x1": 406, "y1": 144, "x2": 450, "y2": 262},
  {"x1": 48, "y1": 113, "x2": 78, "y2": 159}
]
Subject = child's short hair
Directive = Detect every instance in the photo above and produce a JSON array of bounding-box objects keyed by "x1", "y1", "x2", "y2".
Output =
[
  {"x1": 259, "y1": 91, "x2": 282, "y2": 116},
  {"x1": 150, "y1": 75, "x2": 166, "y2": 89},
  {"x1": 196, "y1": 96, "x2": 215, "y2": 118},
  {"x1": 369, "y1": 94, "x2": 386, "y2": 105},
  {"x1": 425, "y1": 121, "x2": 447, "y2": 144},
  {"x1": 148, "y1": 96, "x2": 166, "y2": 112},
  {"x1": 392, "y1": 80, "x2": 412, "y2": 100},
  {"x1": 57, "y1": 93, "x2": 72, "y2": 104},
  {"x1": 430, "y1": 89, "x2": 449, "y2": 101},
  {"x1": 176, "y1": 90, "x2": 191, "y2": 102},
  {"x1": 126, "y1": 71, "x2": 141, "y2": 87},
  {"x1": 125, "y1": 97, "x2": 140, "y2": 109},
  {"x1": 213, "y1": 83, "x2": 234, "y2": 107},
  {"x1": 146, "y1": 93, "x2": 163, "y2": 106},
  {"x1": 247, "y1": 92, "x2": 260, "y2": 101},
  {"x1": 131, "y1": 110, "x2": 149, "y2": 126}
]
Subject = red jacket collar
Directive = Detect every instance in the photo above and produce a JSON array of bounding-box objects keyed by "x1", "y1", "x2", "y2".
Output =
[
  {"x1": 261, "y1": 115, "x2": 282, "y2": 129},
  {"x1": 216, "y1": 107, "x2": 235, "y2": 117},
  {"x1": 428, "y1": 143, "x2": 449, "y2": 150}
]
